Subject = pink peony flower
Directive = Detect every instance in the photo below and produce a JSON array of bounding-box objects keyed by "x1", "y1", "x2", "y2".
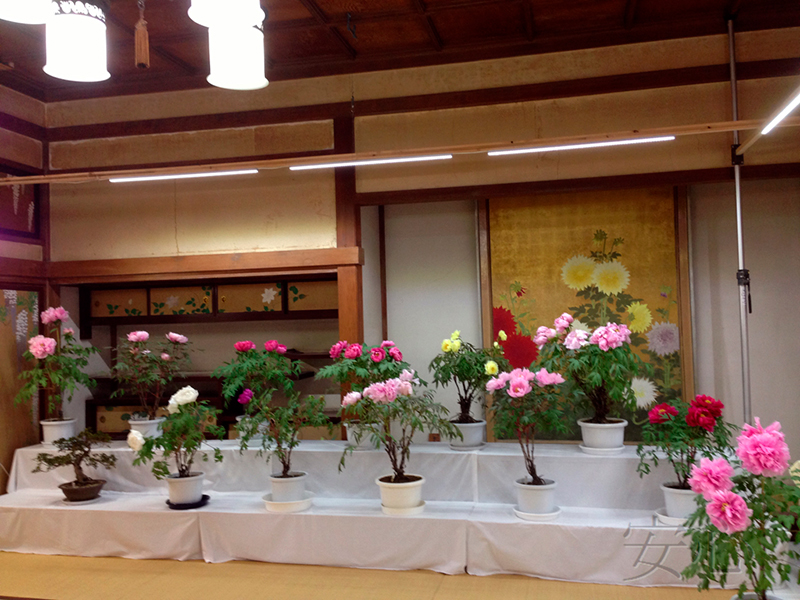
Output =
[
  {"x1": 486, "y1": 377, "x2": 506, "y2": 392},
  {"x1": 399, "y1": 369, "x2": 417, "y2": 383},
  {"x1": 161, "y1": 353, "x2": 171, "y2": 361},
  {"x1": 534, "y1": 368, "x2": 565, "y2": 387},
  {"x1": 388, "y1": 347, "x2": 403, "y2": 361},
  {"x1": 234, "y1": 340, "x2": 256, "y2": 352},
  {"x1": 380, "y1": 340, "x2": 395, "y2": 348},
  {"x1": 237, "y1": 389, "x2": 253, "y2": 405},
  {"x1": 28, "y1": 335, "x2": 57, "y2": 359},
  {"x1": 689, "y1": 458, "x2": 735, "y2": 500},
  {"x1": 166, "y1": 332, "x2": 188, "y2": 344},
  {"x1": 41, "y1": 306, "x2": 69, "y2": 324},
  {"x1": 706, "y1": 490, "x2": 752, "y2": 534},
  {"x1": 533, "y1": 326, "x2": 557, "y2": 348},
  {"x1": 553, "y1": 312, "x2": 574, "y2": 334},
  {"x1": 736, "y1": 418, "x2": 790, "y2": 477},
  {"x1": 62, "y1": 327, "x2": 74, "y2": 336},
  {"x1": 342, "y1": 391, "x2": 361, "y2": 407},
  {"x1": 564, "y1": 329, "x2": 589, "y2": 350},
  {"x1": 344, "y1": 343, "x2": 362, "y2": 359},
  {"x1": 692, "y1": 394, "x2": 724, "y2": 418},
  {"x1": 329, "y1": 340, "x2": 348, "y2": 359},
  {"x1": 276, "y1": 344, "x2": 287, "y2": 354},
  {"x1": 589, "y1": 323, "x2": 629, "y2": 351},
  {"x1": 370, "y1": 347, "x2": 386, "y2": 362},
  {"x1": 127, "y1": 331, "x2": 149, "y2": 343},
  {"x1": 687, "y1": 406, "x2": 716, "y2": 432},
  {"x1": 396, "y1": 380, "x2": 413, "y2": 396},
  {"x1": 264, "y1": 340, "x2": 279, "y2": 352},
  {"x1": 649, "y1": 403, "x2": 679, "y2": 424},
  {"x1": 363, "y1": 381, "x2": 396, "y2": 404},
  {"x1": 507, "y1": 376, "x2": 532, "y2": 398}
]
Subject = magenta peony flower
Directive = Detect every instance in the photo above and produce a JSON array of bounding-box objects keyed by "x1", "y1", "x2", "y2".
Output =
[
  {"x1": 692, "y1": 394, "x2": 724, "y2": 418},
  {"x1": 507, "y1": 376, "x2": 532, "y2": 398},
  {"x1": 127, "y1": 331, "x2": 149, "y2": 343},
  {"x1": 687, "y1": 405, "x2": 716, "y2": 432},
  {"x1": 28, "y1": 335, "x2": 57, "y2": 359},
  {"x1": 380, "y1": 340, "x2": 395, "y2": 348},
  {"x1": 736, "y1": 418, "x2": 790, "y2": 477},
  {"x1": 342, "y1": 391, "x2": 361, "y2": 407},
  {"x1": 648, "y1": 403, "x2": 679, "y2": 424},
  {"x1": 388, "y1": 347, "x2": 403, "y2": 361},
  {"x1": 706, "y1": 490, "x2": 752, "y2": 534},
  {"x1": 237, "y1": 389, "x2": 254, "y2": 405},
  {"x1": 276, "y1": 344, "x2": 287, "y2": 354},
  {"x1": 329, "y1": 340, "x2": 348, "y2": 359},
  {"x1": 264, "y1": 340, "x2": 279, "y2": 352},
  {"x1": 166, "y1": 332, "x2": 188, "y2": 344},
  {"x1": 234, "y1": 340, "x2": 256, "y2": 352},
  {"x1": 553, "y1": 312, "x2": 574, "y2": 334},
  {"x1": 564, "y1": 329, "x2": 589, "y2": 350},
  {"x1": 689, "y1": 457, "x2": 735, "y2": 500},
  {"x1": 344, "y1": 343, "x2": 362, "y2": 359},
  {"x1": 533, "y1": 368, "x2": 565, "y2": 387},
  {"x1": 370, "y1": 347, "x2": 386, "y2": 363}
]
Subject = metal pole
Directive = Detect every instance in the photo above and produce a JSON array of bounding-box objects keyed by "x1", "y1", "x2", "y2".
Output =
[{"x1": 728, "y1": 19, "x2": 753, "y2": 425}]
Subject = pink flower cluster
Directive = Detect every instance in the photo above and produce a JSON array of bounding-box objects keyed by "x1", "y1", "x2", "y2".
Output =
[
  {"x1": 736, "y1": 418, "x2": 790, "y2": 477},
  {"x1": 28, "y1": 334, "x2": 57, "y2": 359},
  {"x1": 564, "y1": 329, "x2": 589, "y2": 350},
  {"x1": 127, "y1": 331, "x2": 149, "y2": 343},
  {"x1": 533, "y1": 326, "x2": 557, "y2": 348},
  {"x1": 689, "y1": 457, "x2": 734, "y2": 500},
  {"x1": 41, "y1": 306, "x2": 69, "y2": 325},
  {"x1": 485, "y1": 367, "x2": 565, "y2": 397},
  {"x1": 553, "y1": 312, "x2": 574, "y2": 334},
  {"x1": 342, "y1": 391, "x2": 361, "y2": 407},
  {"x1": 234, "y1": 340, "x2": 256, "y2": 352},
  {"x1": 237, "y1": 389, "x2": 253, "y2": 405},
  {"x1": 330, "y1": 340, "x2": 348, "y2": 359},
  {"x1": 264, "y1": 340, "x2": 287, "y2": 354},
  {"x1": 363, "y1": 376, "x2": 413, "y2": 404},
  {"x1": 589, "y1": 323, "x2": 631, "y2": 351},
  {"x1": 344, "y1": 343, "x2": 362, "y2": 359},
  {"x1": 329, "y1": 340, "x2": 402, "y2": 363},
  {"x1": 166, "y1": 332, "x2": 188, "y2": 344}
]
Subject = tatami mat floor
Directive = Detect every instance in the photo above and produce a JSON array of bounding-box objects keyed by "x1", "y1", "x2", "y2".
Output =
[{"x1": 0, "y1": 552, "x2": 734, "y2": 600}]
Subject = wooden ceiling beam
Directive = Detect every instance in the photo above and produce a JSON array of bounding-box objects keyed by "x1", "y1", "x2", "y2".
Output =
[
  {"x1": 624, "y1": 0, "x2": 639, "y2": 29},
  {"x1": 296, "y1": 0, "x2": 357, "y2": 59},
  {"x1": 523, "y1": 1, "x2": 536, "y2": 41},
  {"x1": 413, "y1": 0, "x2": 444, "y2": 51}
]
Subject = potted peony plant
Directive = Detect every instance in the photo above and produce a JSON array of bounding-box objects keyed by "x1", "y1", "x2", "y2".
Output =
[
  {"x1": 428, "y1": 329, "x2": 509, "y2": 449},
  {"x1": 486, "y1": 366, "x2": 567, "y2": 520},
  {"x1": 537, "y1": 312, "x2": 644, "y2": 453},
  {"x1": 111, "y1": 330, "x2": 192, "y2": 437},
  {"x1": 682, "y1": 418, "x2": 800, "y2": 600},
  {"x1": 317, "y1": 339, "x2": 414, "y2": 450},
  {"x1": 214, "y1": 340, "x2": 331, "y2": 512},
  {"x1": 637, "y1": 394, "x2": 734, "y2": 521},
  {"x1": 15, "y1": 306, "x2": 99, "y2": 445},
  {"x1": 128, "y1": 385, "x2": 224, "y2": 508},
  {"x1": 33, "y1": 429, "x2": 117, "y2": 502},
  {"x1": 339, "y1": 370, "x2": 458, "y2": 515}
]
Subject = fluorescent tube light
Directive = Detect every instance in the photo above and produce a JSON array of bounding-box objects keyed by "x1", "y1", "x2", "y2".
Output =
[
  {"x1": 109, "y1": 169, "x2": 259, "y2": 183},
  {"x1": 487, "y1": 136, "x2": 676, "y2": 157},
  {"x1": 761, "y1": 91, "x2": 800, "y2": 135},
  {"x1": 289, "y1": 154, "x2": 453, "y2": 171}
]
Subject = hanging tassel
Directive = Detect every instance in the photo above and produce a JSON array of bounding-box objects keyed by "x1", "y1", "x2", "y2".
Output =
[{"x1": 135, "y1": 0, "x2": 150, "y2": 69}]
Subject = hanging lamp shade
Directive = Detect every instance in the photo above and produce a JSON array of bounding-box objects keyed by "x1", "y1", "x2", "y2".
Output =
[
  {"x1": 0, "y1": 0, "x2": 50, "y2": 24},
  {"x1": 207, "y1": 24, "x2": 268, "y2": 91},
  {"x1": 188, "y1": 0, "x2": 264, "y2": 28},
  {"x1": 43, "y1": 2, "x2": 110, "y2": 82}
]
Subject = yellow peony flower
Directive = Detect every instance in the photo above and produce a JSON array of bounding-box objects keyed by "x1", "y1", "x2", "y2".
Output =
[
  {"x1": 493, "y1": 341, "x2": 500, "y2": 348},
  {"x1": 498, "y1": 330, "x2": 507, "y2": 341},
  {"x1": 627, "y1": 301, "x2": 653, "y2": 333},
  {"x1": 451, "y1": 339, "x2": 462, "y2": 352},
  {"x1": 450, "y1": 330, "x2": 460, "y2": 341},
  {"x1": 593, "y1": 261, "x2": 630, "y2": 295},
  {"x1": 561, "y1": 255, "x2": 596, "y2": 290},
  {"x1": 441, "y1": 339, "x2": 452, "y2": 352},
  {"x1": 485, "y1": 360, "x2": 499, "y2": 375}
]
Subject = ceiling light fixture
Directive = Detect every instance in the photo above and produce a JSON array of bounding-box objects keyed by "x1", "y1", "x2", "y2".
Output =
[
  {"x1": 487, "y1": 136, "x2": 676, "y2": 156},
  {"x1": 760, "y1": 89, "x2": 800, "y2": 135},
  {"x1": 289, "y1": 154, "x2": 454, "y2": 171},
  {"x1": 207, "y1": 24, "x2": 268, "y2": 91},
  {"x1": 43, "y1": 1, "x2": 110, "y2": 82},
  {"x1": 109, "y1": 169, "x2": 259, "y2": 183},
  {"x1": 0, "y1": 0, "x2": 50, "y2": 25},
  {"x1": 188, "y1": 0, "x2": 265, "y2": 28}
]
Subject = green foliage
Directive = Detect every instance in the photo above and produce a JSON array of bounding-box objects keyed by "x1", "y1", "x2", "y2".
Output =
[
  {"x1": 214, "y1": 346, "x2": 331, "y2": 477},
  {"x1": 428, "y1": 331, "x2": 509, "y2": 422},
  {"x1": 132, "y1": 398, "x2": 224, "y2": 479},
  {"x1": 682, "y1": 469, "x2": 800, "y2": 599},
  {"x1": 34, "y1": 429, "x2": 117, "y2": 484}
]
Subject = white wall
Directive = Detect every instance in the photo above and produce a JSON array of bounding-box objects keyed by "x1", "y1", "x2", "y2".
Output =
[
  {"x1": 361, "y1": 206, "x2": 384, "y2": 344},
  {"x1": 384, "y1": 200, "x2": 483, "y2": 425},
  {"x1": 690, "y1": 178, "x2": 800, "y2": 458}
]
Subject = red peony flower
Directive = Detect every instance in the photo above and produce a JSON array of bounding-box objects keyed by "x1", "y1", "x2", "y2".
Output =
[
  {"x1": 500, "y1": 332, "x2": 538, "y2": 369},
  {"x1": 493, "y1": 306, "x2": 517, "y2": 338},
  {"x1": 691, "y1": 394, "x2": 724, "y2": 418},
  {"x1": 648, "y1": 403, "x2": 679, "y2": 424},
  {"x1": 687, "y1": 406, "x2": 716, "y2": 432}
]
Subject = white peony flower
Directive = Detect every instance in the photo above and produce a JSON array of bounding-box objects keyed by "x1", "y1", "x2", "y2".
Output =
[
  {"x1": 127, "y1": 430, "x2": 145, "y2": 452},
  {"x1": 167, "y1": 399, "x2": 179, "y2": 414},
  {"x1": 171, "y1": 385, "x2": 199, "y2": 406}
]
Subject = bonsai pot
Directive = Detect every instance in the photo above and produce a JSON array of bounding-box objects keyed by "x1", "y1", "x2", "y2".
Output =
[
  {"x1": 577, "y1": 418, "x2": 627, "y2": 454},
  {"x1": 128, "y1": 417, "x2": 165, "y2": 438},
  {"x1": 376, "y1": 474, "x2": 425, "y2": 515},
  {"x1": 449, "y1": 420, "x2": 486, "y2": 449},
  {"x1": 59, "y1": 479, "x2": 106, "y2": 502},
  {"x1": 514, "y1": 478, "x2": 557, "y2": 515},
  {"x1": 166, "y1": 472, "x2": 205, "y2": 505},
  {"x1": 661, "y1": 483, "x2": 698, "y2": 519},
  {"x1": 345, "y1": 422, "x2": 377, "y2": 450},
  {"x1": 269, "y1": 471, "x2": 308, "y2": 503},
  {"x1": 40, "y1": 418, "x2": 77, "y2": 447}
]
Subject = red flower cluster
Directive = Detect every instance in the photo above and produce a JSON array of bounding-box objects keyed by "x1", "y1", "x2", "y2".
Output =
[
  {"x1": 648, "y1": 395, "x2": 725, "y2": 433},
  {"x1": 648, "y1": 403, "x2": 679, "y2": 424}
]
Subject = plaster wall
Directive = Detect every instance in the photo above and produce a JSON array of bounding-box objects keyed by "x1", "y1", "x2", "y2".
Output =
[
  {"x1": 0, "y1": 129, "x2": 41, "y2": 170},
  {"x1": 0, "y1": 241, "x2": 42, "y2": 261}
]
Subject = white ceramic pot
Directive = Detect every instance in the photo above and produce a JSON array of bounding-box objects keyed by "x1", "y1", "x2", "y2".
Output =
[
  {"x1": 577, "y1": 418, "x2": 627, "y2": 454},
  {"x1": 40, "y1": 418, "x2": 77, "y2": 446},
  {"x1": 345, "y1": 422, "x2": 377, "y2": 450},
  {"x1": 128, "y1": 417, "x2": 165, "y2": 438},
  {"x1": 515, "y1": 478, "x2": 557, "y2": 514},
  {"x1": 375, "y1": 474, "x2": 425, "y2": 512},
  {"x1": 270, "y1": 471, "x2": 307, "y2": 503},
  {"x1": 732, "y1": 592, "x2": 783, "y2": 600},
  {"x1": 450, "y1": 420, "x2": 486, "y2": 449},
  {"x1": 166, "y1": 472, "x2": 204, "y2": 505},
  {"x1": 661, "y1": 483, "x2": 699, "y2": 519}
]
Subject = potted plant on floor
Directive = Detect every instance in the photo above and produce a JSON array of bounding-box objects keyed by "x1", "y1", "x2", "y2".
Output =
[
  {"x1": 128, "y1": 385, "x2": 224, "y2": 508},
  {"x1": 682, "y1": 418, "x2": 800, "y2": 600},
  {"x1": 486, "y1": 366, "x2": 567, "y2": 520},
  {"x1": 317, "y1": 340, "x2": 415, "y2": 450},
  {"x1": 339, "y1": 370, "x2": 458, "y2": 514},
  {"x1": 214, "y1": 339, "x2": 331, "y2": 512},
  {"x1": 428, "y1": 329, "x2": 509, "y2": 449},
  {"x1": 111, "y1": 330, "x2": 192, "y2": 437},
  {"x1": 33, "y1": 428, "x2": 117, "y2": 502},
  {"x1": 15, "y1": 306, "x2": 99, "y2": 445},
  {"x1": 537, "y1": 312, "x2": 644, "y2": 453},
  {"x1": 637, "y1": 394, "x2": 734, "y2": 522}
]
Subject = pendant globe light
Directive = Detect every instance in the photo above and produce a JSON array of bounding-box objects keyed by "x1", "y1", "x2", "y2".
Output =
[
  {"x1": 0, "y1": 0, "x2": 50, "y2": 24},
  {"x1": 188, "y1": 0, "x2": 264, "y2": 28},
  {"x1": 207, "y1": 24, "x2": 268, "y2": 90},
  {"x1": 43, "y1": 2, "x2": 110, "y2": 82}
]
